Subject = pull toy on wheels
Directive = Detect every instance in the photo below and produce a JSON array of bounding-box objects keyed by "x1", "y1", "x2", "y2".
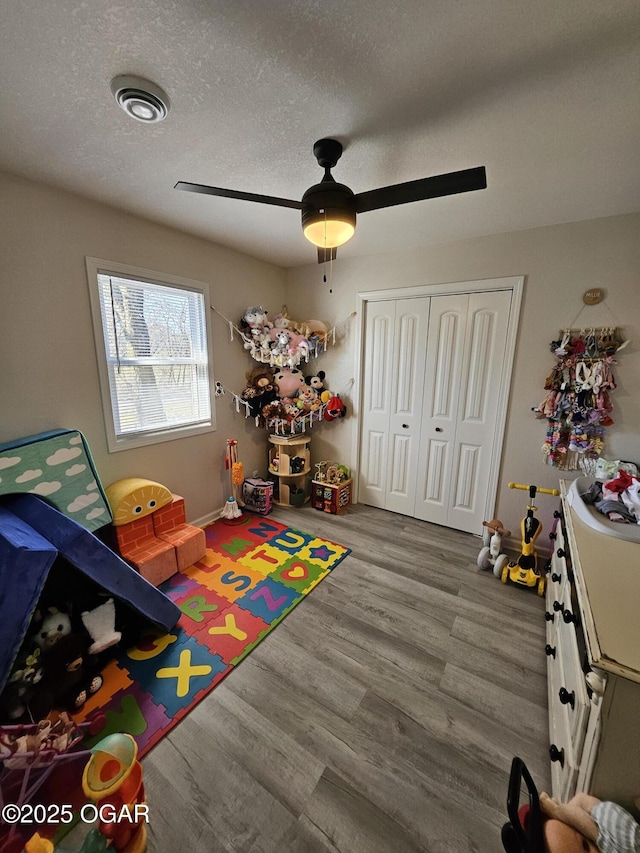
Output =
[{"x1": 500, "y1": 482, "x2": 560, "y2": 596}]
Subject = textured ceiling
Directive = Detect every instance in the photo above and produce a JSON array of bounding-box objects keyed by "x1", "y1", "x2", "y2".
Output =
[{"x1": 1, "y1": 0, "x2": 639, "y2": 267}]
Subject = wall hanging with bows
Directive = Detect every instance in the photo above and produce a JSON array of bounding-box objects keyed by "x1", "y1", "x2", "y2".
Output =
[{"x1": 533, "y1": 327, "x2": 628, "y2": 471}]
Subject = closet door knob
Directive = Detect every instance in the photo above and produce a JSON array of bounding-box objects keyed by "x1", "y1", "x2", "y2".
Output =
[
  {"x1": 551, "y1": 572, "x2": 561, "y2": 583},
  {"x1": 549, "y1": 745, "x2": 565, "y2": 766},
  {"x1": 559, "y1": 687, "x2": 575, "y2": 709},
  {"x1": 545, "y1": 644, "x2": 556, "y2": 658},
  {"x1": 563, "y1": 609, "x2": 577, "y2": 625},
  {"x1": 557, "y1": 548, "x2": 566, "y2": 559},
  {"x1": 553, "y1": 600, "x2": 564, "y2": 612},
  {"x1": 545, "y1": 611, "x2": 555, "y2": 622}
]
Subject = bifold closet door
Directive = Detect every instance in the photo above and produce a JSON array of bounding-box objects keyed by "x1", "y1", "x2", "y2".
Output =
[
  {"x1": 359, "y1": 289, "x2": 512, "y2": 534},
  {"x1": 359, "y1": 297, "x2": 430, "y2": 516},
  {"x1": 414, "y1": 290, "x2": 511, "y2": 533}
]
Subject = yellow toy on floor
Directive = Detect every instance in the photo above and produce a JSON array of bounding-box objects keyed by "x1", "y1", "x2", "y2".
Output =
[{"x1": 498, "y1": 482, "x2": 560, "y2": 597}]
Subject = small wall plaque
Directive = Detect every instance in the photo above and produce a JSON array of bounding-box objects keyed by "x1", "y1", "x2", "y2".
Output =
[{"x1": 583, "y1": 288, "x2": 604, "y2": 305}]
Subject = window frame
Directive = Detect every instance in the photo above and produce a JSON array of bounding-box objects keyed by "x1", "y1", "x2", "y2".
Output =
[{"x1": 86, "y1": 257, "x2": 216, "y2": 453}]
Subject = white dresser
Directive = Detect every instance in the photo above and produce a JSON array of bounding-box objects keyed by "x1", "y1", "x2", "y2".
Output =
[{"x1": 545, "y1": 480, "x2": 640, "y2": 816}]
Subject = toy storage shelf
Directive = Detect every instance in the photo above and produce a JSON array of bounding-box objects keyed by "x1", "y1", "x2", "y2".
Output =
[{"x1": 267, "y1": 434, "x2": 311, "y2": 507}]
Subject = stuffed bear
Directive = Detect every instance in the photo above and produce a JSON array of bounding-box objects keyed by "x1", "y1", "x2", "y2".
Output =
[{"x1": 240, "y1": 366, "x2": 278, "y2": 420}]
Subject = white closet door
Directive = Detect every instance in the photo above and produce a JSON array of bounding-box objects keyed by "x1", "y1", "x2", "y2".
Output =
[
  {"x1": 415, "y1": 290, "x2": 511, "y2": 533},
  {"x1": 359, "y1": 298, "x2": 430, "y2": 515},
  {"x1": 359, "y1": 288, "x2": 511, "y2": 533},
  {"x1": 359, "y1": 300, "x2": 395, "y2": 509},
  {"x1": 414, "y1": 293, "x2": 469, "y2": 527},
  {"x1": 386, "y1": 298, "x2": 431, "y2": 515}
]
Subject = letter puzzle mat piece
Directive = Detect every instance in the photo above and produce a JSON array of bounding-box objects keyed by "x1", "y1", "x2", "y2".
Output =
[{"x1": 72, "y1": 515, "x2": 350, "y2": 757}]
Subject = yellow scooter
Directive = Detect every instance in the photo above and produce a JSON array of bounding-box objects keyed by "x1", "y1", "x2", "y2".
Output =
[{"x1": 499, "y1": 482, "x2": 560, "y2": 596}]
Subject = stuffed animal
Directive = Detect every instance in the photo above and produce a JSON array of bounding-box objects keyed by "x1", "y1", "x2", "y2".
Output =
[
  {"x1": 324, "y1": 393, "x2": 347, "y2": 421},
  {"x1": 295, "y1": 385, "x2": 320, "y2": 412},
  {"x1": 305, "y1": 370, "x2": 330, "y2": 404},
  {"x1": 273, "y1": 367, "x2": 306, "y2": 398},
  {"x1": 240, "y1": 367, "x2": 278, "y2": 419},
  {"x1": 240, "y1": 306, "x2": 271, "y2": 332},
  {"x1": 81, "y1": 598, "x2": 122, "y2": 655},
  {"x1": 0, "y1": 642, "x2": 45, "y2": 720},
  {"x1": 32, "y1": 605, "x2": 72, "y2": 650},
  {"x1": 271, "y1": 328, "x2": 293, "y2": 357},
  {"x1": 37, "y1": 631, "x2": 104, "y2": 713},
  {"x1": 290, "y1": 456, "x2": 306, "y2": 474}
]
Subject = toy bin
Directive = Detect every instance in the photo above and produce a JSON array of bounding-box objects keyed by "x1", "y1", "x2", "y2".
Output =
[{"x1": 242, "y1": 478, "x2": 274, "y2": 515}]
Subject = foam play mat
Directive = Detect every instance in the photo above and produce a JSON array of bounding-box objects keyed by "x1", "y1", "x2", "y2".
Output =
[{"x1": 72, "y1": 514, "x2": 350, "y2": 754}]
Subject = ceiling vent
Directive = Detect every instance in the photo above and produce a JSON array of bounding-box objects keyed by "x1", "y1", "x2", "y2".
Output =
[{"x1": 110, "y1": 75, "x2": 170, "y2": 123}]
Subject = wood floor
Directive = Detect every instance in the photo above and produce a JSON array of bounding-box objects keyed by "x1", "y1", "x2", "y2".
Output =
[{"x1": 74, "y1": 503, "x2": 552, "y2": 852}]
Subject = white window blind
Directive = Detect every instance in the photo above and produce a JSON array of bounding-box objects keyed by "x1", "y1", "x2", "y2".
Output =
[{"x1": 88, "y1": 260, "x2": 214, "y2": 451}]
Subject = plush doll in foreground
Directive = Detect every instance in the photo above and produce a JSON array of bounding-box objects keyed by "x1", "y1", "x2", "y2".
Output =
[{"x1": 540, "y1": 791, "x2": 640, "y2": 853}]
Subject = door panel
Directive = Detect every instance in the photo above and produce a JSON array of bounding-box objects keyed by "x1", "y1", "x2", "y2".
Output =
[
  {"x1": 386, "y1": 298, "x2": 430, "y2": 515},
  {"x1": 415, "y1": 294, "x2": 468, "y2": 527},
  {"x1": 359, "y1": 303, "x2": 394, "y2": 508},
  {"x1": 445, "y1": 291, "x2": 511, "y2": 533}
]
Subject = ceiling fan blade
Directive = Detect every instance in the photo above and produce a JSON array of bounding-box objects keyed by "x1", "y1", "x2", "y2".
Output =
[
  {"x1": 354, "y1": 166, "x2": 487, "y2": 214},
  {"x1": 317, "y1": 246, "x2": 337, "y2": 264},
  {"x1": 174, "y1": 181, "x2": 303, "y2": 210}
]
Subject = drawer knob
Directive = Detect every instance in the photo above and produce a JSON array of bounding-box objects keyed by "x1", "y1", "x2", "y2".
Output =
[
  {"x1": 549, "y1": 744, "x2": 565, "y2": 767},
  {"x1": 545, "y1": 611, "x2": 555, "y2": 623},
  {"x1": 545, "y1": 644, "x2": 556, "y2": 659},
  {"x1": 553, "y1": 600, "x2": 564, "y2": 612},
  {"x1": 563, "y1": 609, "x2": 577, "y2": 625},
  {"x1": 551, "y1": 572, "x2": 561, "y2": 583},
  {"x1": 559, "y1": 687, "x2": 576, "y2": 709},
  {"x1": 553, "y1": 510, "x2": 561, "y2": 519},
  {"x1": 556, "y1": 548, "x2": 566, "y2": 559}
]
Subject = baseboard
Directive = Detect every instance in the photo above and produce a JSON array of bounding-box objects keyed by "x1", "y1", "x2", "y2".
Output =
[{"x1": 191, "y1": 508, "x2": 223, "y2": 528}]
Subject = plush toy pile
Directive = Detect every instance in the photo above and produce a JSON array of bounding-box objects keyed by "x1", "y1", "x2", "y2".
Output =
[
  {"x1": 239, "y1": 306, "x2": 330, "y2": 368},
  {"x1": 0, "y1": 594, "x2": 121, "y2": 723},
  {"x1": 240, "y1": 365, "x2": 346, "y2": 433}
]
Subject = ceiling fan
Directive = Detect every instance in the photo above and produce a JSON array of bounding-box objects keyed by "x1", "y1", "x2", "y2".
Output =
[{"x1": 175, "y1": 139, "x2": 487, "y2": 263}]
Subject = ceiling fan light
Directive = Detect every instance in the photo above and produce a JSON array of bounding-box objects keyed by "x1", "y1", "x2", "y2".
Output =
[
  {"x1": 303, "y1": 215, "x2": 355, "y2": 248},
  {"x1": 110, "y1": 75, "x2": 170, "y2": 123}
]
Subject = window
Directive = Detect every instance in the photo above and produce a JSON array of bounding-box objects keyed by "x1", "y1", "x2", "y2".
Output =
[{"x1": 87, "y1": 258, "x2": 215, "y2": 451}]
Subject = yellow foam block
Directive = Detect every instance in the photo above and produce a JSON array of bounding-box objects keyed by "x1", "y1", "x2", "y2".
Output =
[{"x1": 106, "y1": 477, "x2": 173, "y2": 526}]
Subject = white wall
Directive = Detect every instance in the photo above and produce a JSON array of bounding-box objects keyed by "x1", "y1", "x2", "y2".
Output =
[
  {"x1": 2, "y1": 169, "x2": 638, "y2": 542},
  {"x1": 284, "y1": 213, "x2": 640, "y2": 544},
  {"x1": 0, "y1": 171, "x2": 286, "y2": 523}
]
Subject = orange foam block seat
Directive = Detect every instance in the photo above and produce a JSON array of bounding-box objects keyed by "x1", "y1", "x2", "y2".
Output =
[
  {"x1": 114, "y1": 514, "x2": 177, "y2": 587},
  {"x1": 152, "y1": 495, "x2": 206, "y2": 572}
]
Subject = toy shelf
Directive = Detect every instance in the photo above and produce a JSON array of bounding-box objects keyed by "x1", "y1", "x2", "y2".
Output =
[{"x1": 268, "y1": 434, "x2": 311, "y2": 507}]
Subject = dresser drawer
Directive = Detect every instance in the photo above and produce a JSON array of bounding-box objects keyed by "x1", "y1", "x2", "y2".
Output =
[
  {"x1": 545, "y1": 510, "x2": 589, "y2": 799},
  {"x1": 547, "y1": 642, "x2": 578, "y2": 800}
]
